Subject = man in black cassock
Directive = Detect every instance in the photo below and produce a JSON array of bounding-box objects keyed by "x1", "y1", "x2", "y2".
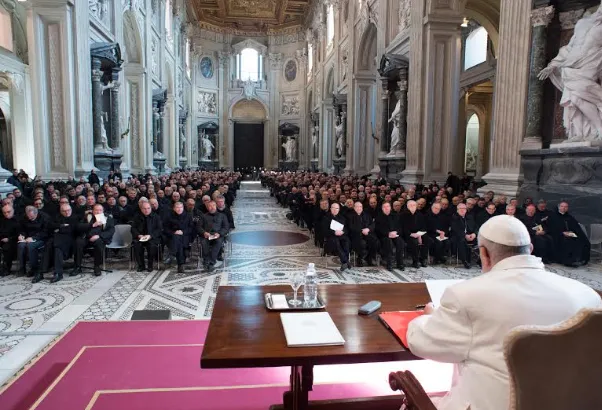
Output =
[
  {"x1": 549, "y1": 201, "x2": 590, "y2": 267},
  {"x1": 519, "y1": 204, "x2": 554, "y2": 264}
]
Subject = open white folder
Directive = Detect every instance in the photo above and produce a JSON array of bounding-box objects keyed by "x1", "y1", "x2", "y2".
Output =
[
  {"x1": 330, "y1": 220, "x2": 344, "y2": 232},
  {"x1": 281, "y1": 312, "x2": 345, "y2": 347},
  {"x1": 425, "y1": 279, "x2": 464, "y2": 308}
]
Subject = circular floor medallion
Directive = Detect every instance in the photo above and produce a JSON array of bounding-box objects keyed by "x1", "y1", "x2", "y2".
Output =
[
  {"x1": 230, "y1": 230, "x2": 309, "y2": 246},
  {"x1": 5, "y1": 298, "x2": 46, "y2": 311}
]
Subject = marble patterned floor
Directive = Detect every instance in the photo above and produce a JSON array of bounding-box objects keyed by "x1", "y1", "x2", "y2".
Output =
[{"x1": 0, "y1": 181, "x2": 600, "y2": 385}]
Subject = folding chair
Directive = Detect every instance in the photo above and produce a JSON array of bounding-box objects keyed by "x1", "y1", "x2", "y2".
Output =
[{"x1": 105, "y1": 224, "x2": 133, "y2": 270}]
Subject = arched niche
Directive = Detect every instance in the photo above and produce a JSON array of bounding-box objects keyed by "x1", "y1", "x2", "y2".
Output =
[
  {"x1": 325, "y1": 67, "x2": 334, "y2": 98},
  {"x1": 123, "y1": 11, "x2": 142, "y2": 64},
  {"x1": 357, "y1": 23, "x2": 377, "y2": 71},
  {"x1": 463, "y1": 0, "x2": 500, "y2": 56},
  {"x1": 230, "y1": 98, "x2": 268, "y2": 121}
]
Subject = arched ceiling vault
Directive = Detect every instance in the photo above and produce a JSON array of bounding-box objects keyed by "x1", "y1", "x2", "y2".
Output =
[{"x1": 462, "y1": 0, "x2": 500, "y2": 57}]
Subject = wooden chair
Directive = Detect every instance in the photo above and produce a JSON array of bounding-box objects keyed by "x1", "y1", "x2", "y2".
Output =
[
  {"x1": 503, "y1": 308, "x2": 602, "y2": 410},
  {"x1": 388, "y1": 308, "x2": 602, "y2": 410}
]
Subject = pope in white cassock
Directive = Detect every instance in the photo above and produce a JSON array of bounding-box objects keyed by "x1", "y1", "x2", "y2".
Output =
[{"x1": 407, "y1": 215, "x2": 601, "y2": 410}]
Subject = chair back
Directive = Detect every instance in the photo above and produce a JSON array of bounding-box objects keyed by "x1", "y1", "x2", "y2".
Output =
[
  {"x1": 504, "y1": 308, "x2": 602, "y2": 410},
  {"x1": 590, "y1": 224, "x2": 602, "y2": 246},
  {"x1": 107, "y1": 224, "x2": 132, "y2": 248},
  {"x1": 389, "y1": 370, "x2": 438, "y2": 410}
]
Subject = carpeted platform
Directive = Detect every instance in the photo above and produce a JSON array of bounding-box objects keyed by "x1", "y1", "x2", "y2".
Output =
[{"x1": 0, "y1": 320, "x2": 451, "y2": 410}]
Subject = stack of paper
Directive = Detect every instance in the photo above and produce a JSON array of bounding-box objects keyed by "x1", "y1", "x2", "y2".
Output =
[
  {"x1": 425, "y1": 279, "x2": 464, "y2": 308},
  {"x1": 330, "y1": 220, "x2": 344, "y2": 232},
  {"x1": 95, "y1": 214, "x2": 107, "y2": 225},
  {"x1": 281, "y1": 312, "x2": 345, "y2": 347}
]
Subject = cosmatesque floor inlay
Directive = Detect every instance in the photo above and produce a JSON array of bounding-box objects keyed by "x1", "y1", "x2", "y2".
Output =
[{"x1": 0, "y1": 181, "x2": 600, "y2": 385}]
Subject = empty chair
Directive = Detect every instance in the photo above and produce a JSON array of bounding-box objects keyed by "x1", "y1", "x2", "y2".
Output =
[{"x1": 106, "y1": 224, "x2": 133, "y2": 270}]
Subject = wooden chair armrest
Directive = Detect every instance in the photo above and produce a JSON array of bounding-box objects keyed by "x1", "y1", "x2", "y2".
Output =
[{"x1": 389, "y1": 370, "x2": 438, "y2": 410}]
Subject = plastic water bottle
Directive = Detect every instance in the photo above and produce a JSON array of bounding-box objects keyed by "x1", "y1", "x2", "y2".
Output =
[{"x1": 303, "y1": 263, "x2": 318, "y2": 307}]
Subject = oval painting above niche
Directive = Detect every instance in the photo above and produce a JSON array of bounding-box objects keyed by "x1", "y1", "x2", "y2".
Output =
[
  {"x1": 200, "y1": 57, "x2": 214, "y2": 79},
  {"x1": 284, "y1": 60, "x2": 297, "y2": 82}
]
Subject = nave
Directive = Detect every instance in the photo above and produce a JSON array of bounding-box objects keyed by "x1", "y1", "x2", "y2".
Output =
[{"x1": 0, "y1": 181, "x2": 600, "y2": 386}]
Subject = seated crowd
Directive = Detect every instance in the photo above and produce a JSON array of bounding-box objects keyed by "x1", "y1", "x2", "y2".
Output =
[
  {"x1": 0, "y1": 169, "x2": 240, "y2": 283},
  {"x1": 264, "y1": 171, "x2": 591, "y2": 271}
]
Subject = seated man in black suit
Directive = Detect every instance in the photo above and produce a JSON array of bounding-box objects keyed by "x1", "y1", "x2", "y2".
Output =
[
  {"x1": 323, "y1": 202, "x2": 351, "y2": 271},
  {"x1": 519, "y1": 204, "x2": 554, "y2": 264},
  {"x1": 74, "y1": 204, "x2": 115, "y2": 276},
  {"x1": 426, "y1": 202, "x2": 451, "y2": 264},
  {"x1": 165, "y1": 201, "x2": 195, "y2": 273},
  {"x1": 131, "y1": 200, "x2": 163, "y2": 272},
  {"x1": 375, "y1": 202, "x2": 405, "y2": 271},
  {"x1": 197, "y1": 200, "x2": 228, "y2": 273},
  {"x1": 450, "y1": 203, "x2": 477, "y2": 269},
  {"x1": 0, "y1": 204, "x2": 19, "y2": 276},
  {"x1": 347, "y1": 202, "x2": 378, "y2": 266},
  {"x1": 402, "y1": 200, "x2": 433, "y2": 268},
  {"x1": 17, "y1": 206, "x2": 49, "y2": 277},
  {"x1": 39, "y1": 203, "x2": 80, "y2": 283}
]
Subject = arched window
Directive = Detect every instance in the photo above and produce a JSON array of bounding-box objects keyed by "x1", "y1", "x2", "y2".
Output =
[
  {"x1": 465, "y1": 113, "x2": 479, "y2": 172},
  {"x1": 464, "y1": 26, "x2": 488, "y2": 70},
  {"x1": 237, "y1": 47, "x2": 262, "y2": 81},
  {"x1": 308, "y1": 43, "x2": 313, "y2": 75},
  {"x1": 326, "y1": 5, "x2": 335, "y2": 49},
  {"x1": 0, "y1": 5, "x2": 13, "y2": 52}
]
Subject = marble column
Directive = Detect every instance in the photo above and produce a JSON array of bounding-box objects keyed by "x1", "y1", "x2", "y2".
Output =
[
  {"x1": 152, "y1": 101, "x2": 159, "y2": 155},
  {"x1": 482, "y1": 0, "x2": 532, "y2": 195},
  {"x1": 91, "y1": 58, "x2": 104, "y2": 150},
  {"x1": 397, "y1": 70, "x2": 408, "y2": 157},
  {"x1": 379, "y1": 78, "x2": 390, "y2": 154},
  {"x1": 110, "y1": 67, "x2": 122, "y2": 151},
  {"x1": 523, "y1": 5, "x2": 555, "y2": 149},
  {"x1": 158, "y1": 104, "x2": 165, "y2": 155}
]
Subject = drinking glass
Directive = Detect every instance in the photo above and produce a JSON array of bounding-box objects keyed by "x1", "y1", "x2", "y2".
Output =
[{"x1": 289, "y1": 271, "x2": 304, "y2": 306}]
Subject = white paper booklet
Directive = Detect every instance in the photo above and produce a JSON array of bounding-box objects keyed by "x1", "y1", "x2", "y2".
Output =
[
  {"x1": 95, "y1": 214, "x2": 107, "y2": 225},
  {"x1": 329, "y1": 220, "x2": 344, "y2": 232},
  {"x1": 425, "y1": 279, "x2": 464, "y2": 308},
  {"x1": 436, "y1": 236, "x2": 448, "y2": 241},
  {"x1": 416, "y1": 231, "x2": 427, "y2": 236},
  {"x1": 280, "y1": 312, "x2": 345, "y2": 347}
]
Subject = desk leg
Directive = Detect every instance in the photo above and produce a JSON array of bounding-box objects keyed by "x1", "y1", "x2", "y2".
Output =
[{"x1": 282, "y1": 365, "x2": 314, "y2": 410}]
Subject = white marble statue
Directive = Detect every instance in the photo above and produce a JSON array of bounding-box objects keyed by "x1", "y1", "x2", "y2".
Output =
[
  {"x1": 100, "y1": 111, "x2": 110, "y2": 151},
  {"x1": 311, "y1": 127, "x2": 317, "y2": 151},
  {"x1": 179, "y1": 125, "x2": 186, "y2": 158},
  {"x1": 201, "y1": 133, "x2": 214, "y2": 161},
  {"x1": 538, "y1": 4, "x2": 602, "y2": 142},
  {"x1": 387, "y1": 99, "x2": 402, "y2": 155},
  {"x1": 335, "y1": 116, "x2": 345, "y2": 158},
  {"x1": 282, "y1": 137, "x2": 297, "y2": 162}
]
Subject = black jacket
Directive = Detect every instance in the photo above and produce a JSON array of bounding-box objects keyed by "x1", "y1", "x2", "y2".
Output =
[
  {"x1": 426, "y1": 211, "x2": 450, "y2": 238},
  {"x1": 166, "y1": 211, "x2": 195, "y2": 239},
  {"x1": 217, "y1": 206, "x2": 235, "y2": 230},
  {"x1": 19, "y1": 214, "x2": 49, "y2": 241},
  {"x1": 347, "y1": 211, "x2": 374, "y2": 237},
  {"x1": 0, "y1": 216, "x2": 20, "y2": 241},
  {"x1": 450, "y1": 213, "x2": 476, "y2": 240},
  {"x1": 375, "y1": 212, "x2": 403, "y2": 238},
  {"x1": 83, "y1": 214, "x2": 115, "y2": 244},
  {"x1": 131, "y1": 212, "x2": 163, "y2": 244},
  {"x1": 322, "y1": 213, "x2": 347, "y2": 239},
  {"x1": 401, "y1": 210, "x2": 427, "y2": 240},
  {"x1": 197, "y1": 212, "x2": 228, "y2": 238}
]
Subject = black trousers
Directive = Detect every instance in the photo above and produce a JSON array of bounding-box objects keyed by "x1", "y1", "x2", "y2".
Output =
[
  {"x1": 75, "y1": 237, "x2": 105, "y2": 268},
  {"x1": 133, "y1": 240, "x2": 158, "y2": 269},
  {"x1": 406, "y1": 236, "x2": 433, "y2": 262},
  {"x1": 1, "y1": 240, "x2": 17, "y2": 272},
  {"x1": 555, "y1": 236, "x2": 590, "y2": 265},
  {"x1": 169, "y1": 234, "x2": 188, "y2": 265},
  {"x1": 430, "y1": 236, "x2": 451, "y2": 261},
  {"x1": 350, "y1": 233, "x2": 379, "y2": 260},
  {"x1": 200, "y1": 237, "x2": 223, "y2": 265},
  {"x1": 532, "y1": 234, "x2": 554, "y2": 261},
  {"x1": 326, "y1": 235, "x2": 350, "y2": 264},
  {"x1": 380, "y1": 236, "x2": 406, "y2": 265},
  {"x1": 454, "y1": 237, "x2": 476, "y2": 263},
  {"x1": 17, "y1": 240, "x2": 45, "y2": 272},
  {"x1": 53, "y1": 245, "x2": 73, "y2": 276}
]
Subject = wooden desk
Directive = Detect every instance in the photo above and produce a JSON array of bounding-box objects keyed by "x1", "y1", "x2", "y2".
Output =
[{"x1": 201, "y1": 283, "x2": 430, "y2": 410}]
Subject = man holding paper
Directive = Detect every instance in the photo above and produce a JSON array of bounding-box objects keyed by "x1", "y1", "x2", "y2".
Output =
[
  {"x1": 75, "y1": 204, "x2": 115, "y2": 276},
  {"x1": 426, "y1": 202, "x2": 451, "y2": 264},
  {"x1": 518, "y1": 204, "x2": 554, "y2": 264},
  {"x1": 406, "y1": 215, "x2": 601, "y2": 410},
  {"x1": 549, "y1": 201, "x2": 590, "y2": 267},
  {"x1": 323, "y1": 203, "x2": 351, "y2": 271}
]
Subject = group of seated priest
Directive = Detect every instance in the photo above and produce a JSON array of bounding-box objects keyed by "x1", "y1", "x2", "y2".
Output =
[
  {"x1": 0, "y1": 169, "x2": 239, "y2": 282},
  {"x1": 265, "y1": 171, "x2": 591, "y2": 271}
]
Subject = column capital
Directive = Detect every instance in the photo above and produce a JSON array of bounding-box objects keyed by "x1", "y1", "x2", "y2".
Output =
[
  {"x1": 559, "y1": 9, "x2": 584, "y2": 30},
  {"x1": 268, "y1": 52, "x2": 283, "y2": 70},
  {"x1": 0, "y1": 72, "x2": 24, "y2": 94},
  {"x1": 531, "y1": 5, "x2": 554, "y2": 27},
  {"x1": 218, "y1": 51, "x2": 230, "y2": 67}
]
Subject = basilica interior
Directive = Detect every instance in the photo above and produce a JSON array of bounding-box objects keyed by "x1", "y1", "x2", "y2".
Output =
[{"x1": 0, "y1": 0, "x2": 601, "y2": 408}]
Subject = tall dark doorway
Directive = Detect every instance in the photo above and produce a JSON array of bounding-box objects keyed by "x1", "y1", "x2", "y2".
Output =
[{"x1": 234, "y1": 123, "x2": 264, "y2": 169}]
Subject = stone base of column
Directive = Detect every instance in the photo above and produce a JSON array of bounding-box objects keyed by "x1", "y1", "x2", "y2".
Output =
[
  {"x1": 198, "y1": 160, "x2": 219, "y2": 171},
  {"x1": 379, "y1": 155, "x2": 406, "y2": 182},
  {"x1": 310, "y1": 159, "x2": 319, "y2": 172},
  {"x1": 519, "y1": 145, "x2": 602, "y2": 225},
  {"x1": 478, "y1": 171, "x2": 522, "y2": 197},
  {"x1": 399, "y1": 168, "x2": 425, "y2": 186},
  {"x1": 520, "y1": 136, "x2": 543, "y2": 150},
  {"x1": 0, "y1": 167, "x2": 14, "y2": 194},
  {"x1": 278, "y1": 160, "x2": 299, "y2": 171},
  {"x1": 179, "y1": 157, "x2": 188, "y2": 170},
  {"x1": 153, "y1": 152, "x2": 166, "y2": 174},
  {"x1": 94, "y1": 151, "x2": 123, "y2": 181},
  {"x1": 333, "y1": 158, "x2": 346, "y2": 175}
]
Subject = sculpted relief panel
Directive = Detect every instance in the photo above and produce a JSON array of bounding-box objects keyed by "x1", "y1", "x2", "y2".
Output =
[
  {"x1": 197, "y1": 91, "x2": 217, "y2": 114},
  {"x1": 282, "y1": 95, "x2": 300, "y2": 116}
]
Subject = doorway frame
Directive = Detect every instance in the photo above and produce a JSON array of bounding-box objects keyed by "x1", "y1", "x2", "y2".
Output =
[
  {"x1": 227, "y1": 97, "x2": 270, "y2": 169},
  {"x1": 232, "y1": 121, "x2": 265, "y2": 169}
]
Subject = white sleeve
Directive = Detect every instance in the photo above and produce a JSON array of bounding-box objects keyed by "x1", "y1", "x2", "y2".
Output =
[{"x1": 407, "y1": 287, "x2": 472, "y2": 363}]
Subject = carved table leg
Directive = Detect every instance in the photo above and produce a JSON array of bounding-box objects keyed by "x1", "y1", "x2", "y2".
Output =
[{"x1": 282, "y1": 365, "x2": 314, "y2": 410}]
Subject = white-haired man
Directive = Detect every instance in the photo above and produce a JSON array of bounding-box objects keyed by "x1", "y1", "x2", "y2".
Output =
[{"x1": 406, "y1": 215, "x2": 601, "y2": 410}]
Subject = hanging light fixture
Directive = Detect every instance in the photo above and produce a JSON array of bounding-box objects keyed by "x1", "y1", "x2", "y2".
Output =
[{"x1": 461, "y1": 18, "x2": 469, "y2": 27}]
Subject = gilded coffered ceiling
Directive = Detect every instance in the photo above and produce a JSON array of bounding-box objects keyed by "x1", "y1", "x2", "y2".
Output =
[{"x1": 189, "y1": 0, "x2": 311, "y2": 33}]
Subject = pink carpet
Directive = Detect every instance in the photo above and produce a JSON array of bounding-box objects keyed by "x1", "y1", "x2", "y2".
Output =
[{"x1": 0, "y1": 320, "x2": 451, "y2": 410}]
